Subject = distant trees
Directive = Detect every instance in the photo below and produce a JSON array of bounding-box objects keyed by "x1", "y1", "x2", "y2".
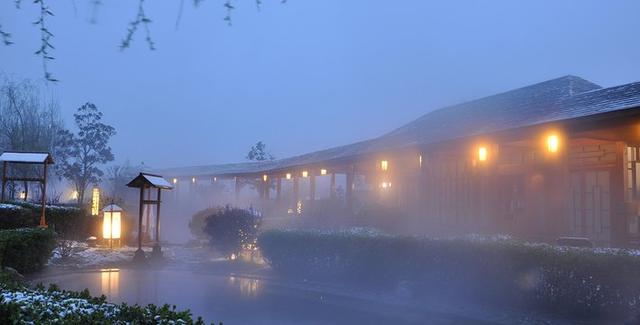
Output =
[
  {"x1": 56, "y1": 103, "x2": 116, "y2": 205},
  {"x1": 246, "y1": 141, "x2": 275, "y2": 161},
  {"x1": 0, "y1": 76, "x2": 65, "y2": 199}
]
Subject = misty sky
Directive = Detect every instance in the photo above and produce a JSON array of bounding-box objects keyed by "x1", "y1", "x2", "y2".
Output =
[{"x1": 2, "y1": 1, "x2": 639, "y2": 168}]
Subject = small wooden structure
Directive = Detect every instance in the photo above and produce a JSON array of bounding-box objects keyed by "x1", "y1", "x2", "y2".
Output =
[
  {"x1": 126, "y1": 172, "x2": 173, "y2": 262},
  {"x1": 0, "y1": 151, "x2": 54, "y2": 228}
]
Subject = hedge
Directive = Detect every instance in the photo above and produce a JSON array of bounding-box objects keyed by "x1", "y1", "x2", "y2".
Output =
[
  {"x1": 259, "y1": 229, "x2": 640, "y2": 318},
  {"x1": 0, "y1": 228, "x2": 56, "y2": 274},
  {"x1": 0, "y1": 202, "x2": 97, "y2": 240}
]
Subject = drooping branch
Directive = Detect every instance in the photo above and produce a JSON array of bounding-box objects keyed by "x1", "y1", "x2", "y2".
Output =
[
  {"x1": 0, "y1": 24, "x2": 13, "y2": 46},
  {"x1": 223, "y1": 0, "x2": 235, "y2": 26},
  {"x1": 33, "y1": 0, "x2": 57, "y2": 82},
  {"x1": 120, "y1": 0, "x2": 155, "y2": 51}
]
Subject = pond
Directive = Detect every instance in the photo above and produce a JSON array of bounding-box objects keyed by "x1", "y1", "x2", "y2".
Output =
[{"x1": 30, "y1": 267, "x2": 509, "y2": 324}]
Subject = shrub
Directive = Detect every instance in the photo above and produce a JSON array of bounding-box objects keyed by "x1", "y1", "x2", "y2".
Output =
[
  {"x1": 189, "y1": 208, "x2": 215, "y2": 240},
  {"x1": 0, "y1": 228, "x2": 56, "y2": 274},
  {"x1": 0, "y1": 283, "x2": 213, "y2": 324},
  {"x1": 203, "y1": 206, "x2": 261, "y2": 256},
  {"x1": 259, "y1": 229, "x2": 640, "y2": 318}
]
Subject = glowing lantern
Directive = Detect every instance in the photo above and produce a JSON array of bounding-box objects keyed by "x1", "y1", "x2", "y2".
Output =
[
  {"x1": 91, "y1": 187, "x2": 100, "y2": 216},
  {"x1": 419, "y1": 155, "x2": 423, "y2": 167},
  {"x1": 547, "y1": 134, "x2": 559, "y2": 153},
  {"x1": 70, "y1": 190, "x2": 78, "y2": 200},
  {"x1": 19, "y1": 191, "x2": 26, "y2": 200},
  {"x1": 380, "y1": 182, "x2": 392, "y2": 189},
  {"x1": 302, "y1": 171, "x2": 308, "y2": 178},
  {"x1": 191, "y1": 177, "x2": 196, "y2": 183},
  {"x1": 478, "y1": 147, "x2": 488, "y2": 162},
  {"x1": 263, "y1": 174, "x2": 268, "y2": 182},
  {"x1": 320, "y1": 169, "x2": 327, "y2": 175},
  {"x1": 380, "y1": 160, "x2": 389, "y2": 171},
  {"x1": 172, "y1": 178, "x2": 178, "y2": 184},
  {"x1": 286, "y1": 173, "x2": 292, "y2": 180},
  {"x1": 102, "y1": 204, "x2": 122, "y2": 247},
  {"x1": 213, "y1": 177, "x2": 217, "y2": 182}
]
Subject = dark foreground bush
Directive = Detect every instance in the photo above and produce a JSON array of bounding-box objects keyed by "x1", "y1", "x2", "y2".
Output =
[
  {"x1": 260, "y1": 229, "x2": 640, "y2": 318},
  {"x1": 0, "y1": 283, "x2": 214, "y2": 324},
  {"x1": 0, "y1": 202, "x2": 96, "y2": 240},
  {"x1": 0, "y1": 228, "x2": 56, "y2": 274}
]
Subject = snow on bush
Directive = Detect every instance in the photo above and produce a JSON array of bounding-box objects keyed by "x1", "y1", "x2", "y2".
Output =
[{"x1": 0, "y1": 284, "x2": 208, "y2": 324}]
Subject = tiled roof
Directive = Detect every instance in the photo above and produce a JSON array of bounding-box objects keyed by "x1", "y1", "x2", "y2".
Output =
[{"x1": 156, "y1": 76, "x2": 640, "y2": 178}]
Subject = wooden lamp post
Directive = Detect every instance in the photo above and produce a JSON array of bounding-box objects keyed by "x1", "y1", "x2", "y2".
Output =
[{"x1": 126, "y1": 173, "x2": 173, "y2": 262}]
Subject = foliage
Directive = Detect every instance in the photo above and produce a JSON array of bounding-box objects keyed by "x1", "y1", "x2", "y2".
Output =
[
  {"x1": 0, "y1": 201, "x2": 97, "y2": 241},
  {"x1": 57, "y1": 103, "x2": 116, "y2": 205},
  {"x1": 0, "y1": 283, "x2": 213, "y2": 324},
  {"x1": 260, "y1": 229, "x2": 640, "y2": 318},
  {"x1": 189, "y1": 208, "x2": 216, "y2": 240},
  {"x1": 203, "y1": 206, "x2": 261, "y2": 256},
  {"x1": 246, "y1": 141, "x2": 275, "y2": 161},
  {"x1": 0, "y1": 228, "x2": 56, "y2": 274}
]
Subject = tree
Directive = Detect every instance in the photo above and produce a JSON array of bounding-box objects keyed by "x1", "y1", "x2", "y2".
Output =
[
  {"x1": 0, "y1": 76, "x2": 65, "y2": 200},
  {"x1": 246, "y1": 141, "x2": 275, "y2": 161},
  {"x1": 57, "y1": 103, "x2": 116, "y2": 205}
]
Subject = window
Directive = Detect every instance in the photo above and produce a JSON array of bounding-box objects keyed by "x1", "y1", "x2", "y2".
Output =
[{"x1": 626, "y1": 146, "x2": 640, "y2": 201}]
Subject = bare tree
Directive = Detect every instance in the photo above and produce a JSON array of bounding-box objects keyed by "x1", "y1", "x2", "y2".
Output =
[{"x1": 0, "y1": 76, "x2": 65, "y2": 200}]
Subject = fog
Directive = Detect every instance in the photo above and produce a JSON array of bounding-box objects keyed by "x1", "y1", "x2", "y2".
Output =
[{"x1": 3, "y1": 1, "x2": 640, "y2": 324}]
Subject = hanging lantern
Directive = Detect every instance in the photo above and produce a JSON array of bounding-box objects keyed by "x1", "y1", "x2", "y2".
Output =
[
  {"x1": 320, "y1": 169, "x2": 327, "y2": 175},
  {"x1": 102, "y1": 204, "x2": 123, "y2": 248}
]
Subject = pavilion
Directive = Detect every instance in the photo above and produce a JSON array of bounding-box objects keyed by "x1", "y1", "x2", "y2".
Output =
[{"x1": 156, "y1": 76, "x2": 640, "y2": 246}]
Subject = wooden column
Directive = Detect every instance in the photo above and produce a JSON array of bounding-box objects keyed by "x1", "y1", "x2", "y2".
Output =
[
  {"x1": 346, "y1": 167, "x2": 354, "y2": 211},
  {"x1": 612, "y1": 141, "x2": 627, "y2": 246},
  {"x1": 155, "y1": 188, "x2": 162, "y2": 243},
  {"x1": 234, "y1": 177, "x2": 241, "y2": 206},
  {"x1": 330, "y1": 173, "x2": 336, "y2": 199},
  {"x1": 293, "y1": 176, "x2": 300, "y2": 205},
  {"x1": 137, "y1": 187, "x2": 144, "y2": 251},
  {"x1": 1, "y1": 161, "x2": 6, "y2": 202},
  {"x1": 310, "y1": 174, "x2": 316, "y2": 202},
  {"x1": 276, "y1": 177, "x2": 282, "y2": 201},
  {"x1": 39, "y1": 162, "x2": 48, "y2": 228}
]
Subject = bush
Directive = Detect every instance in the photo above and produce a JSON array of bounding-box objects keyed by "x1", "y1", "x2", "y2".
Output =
[
  {"x1": 0, "y1": 204, "x2": 33, "y2": 229},
  {"x1": 0, "y1": 202, "x2": 97, "y2": 240},
  {"x1": 203, "y1": 206, "x2": 261, "y2": 256},
  {"x1": 259, "y1": 229, "x2": 640, "y2": 318},
  {"x1": 0, "y1": 228, "x2": 56, "y2": 274},
  {"x1": 0, "y1": 283, "x2": 213, "y2": 324}
]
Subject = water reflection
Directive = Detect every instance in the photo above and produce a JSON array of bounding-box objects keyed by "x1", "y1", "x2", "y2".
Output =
[
  {"x1": 100, "y1": 268, "x2": 120, "y2": 298},
  {"x1": 228, "y1": 276, "x2": 262, "y2": 297}
]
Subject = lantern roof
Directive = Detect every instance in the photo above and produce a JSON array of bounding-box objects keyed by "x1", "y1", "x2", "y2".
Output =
[
  {"x1": 126, "y1": 173, "x2": 174, "y2": 189},
  {"x1": 102, "y1": 204, "x2": 123, "y2": 212}
]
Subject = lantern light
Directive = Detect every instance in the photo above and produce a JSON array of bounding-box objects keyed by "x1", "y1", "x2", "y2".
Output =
[
  {"x1": 91, "y1": 187, "x2": 100, "y2": 216},
  {"x1": 320, "y1": 169, "x2": 327, "y2": 175},
  {"x1": 302, "y1": 171, "x2": 308, "y2": 178},
  {"x1": 102, "y1": 204, "x2": 122, "y2": 246},
  {"x1": 172, "y1": 178, "x2": 178, "y2": 184},
  {"x1": 191, "y1": 177, "x2": 196, "y2": 183},
  {"x1": 380, "y1": 182, "x2": 392, "y2": 189},
  {"x1": 19, "y1": 191, "x2": 26, "y2": 200},
  {"x1": 70, "y1": 190, "x2": 78, "y2": 200},
  {"x1": 263, "y1": 174, "x2": 268, "y2": 182},
  {"x1": 478, "y1": 147, "x2": 488, "y2": 162},
  {"x1": 547, "y1": 134, "x2": 559, "y2": 153},
  {"x1": 286, "y1": 173, "x2": 292, "y2": 180},
  {"x1": 380, "y1": 160, "x2": 389, "y2": 171},
  {"x1": 213, "y1": 177, "x2": 217, "y2": 182},
  {"x1": 419, "y1": 155, "x2": 423, "y2": 167}
]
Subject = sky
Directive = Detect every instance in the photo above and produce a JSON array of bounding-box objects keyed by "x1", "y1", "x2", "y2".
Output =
[{"x1": 2, "y1": 0, "x2": 640, "y2": 168}]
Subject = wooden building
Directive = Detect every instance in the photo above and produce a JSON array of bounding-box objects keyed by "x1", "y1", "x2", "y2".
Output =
[{"x1": 158, "y1": 76, "x2": 640, "y2": 247}]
